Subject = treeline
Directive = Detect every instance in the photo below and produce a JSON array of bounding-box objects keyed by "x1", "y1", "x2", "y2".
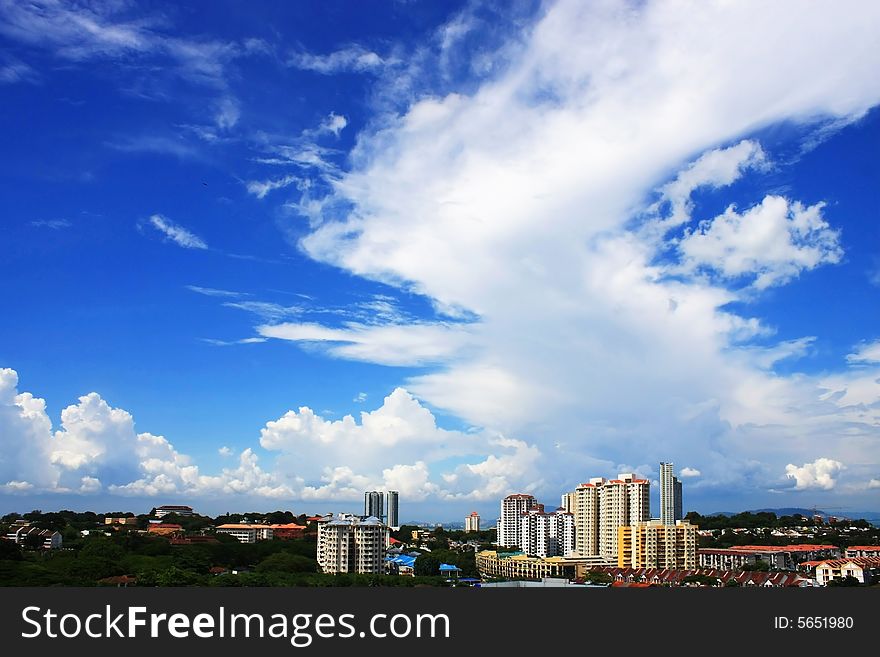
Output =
[
  {"x1": 685, "y1": 511, "x2": 873, "y2": 530},
  {"x1": 0, "y1": 511, "x2": 463, "y2": 587}
]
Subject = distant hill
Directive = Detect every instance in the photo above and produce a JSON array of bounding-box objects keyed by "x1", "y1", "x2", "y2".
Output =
[{"x1": 746, "y1": 507, "x2": 821, "y2": 517}]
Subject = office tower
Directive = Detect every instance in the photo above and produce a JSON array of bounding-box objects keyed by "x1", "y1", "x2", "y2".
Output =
[
  {"x1": 618, "y1": 520, "x2": 697, "y2": 569},
  {"x1": 465, "y1": 511, "x2": 481, "y2": 532},
  {"x1": 498, "y1": 494, "x2": 538, "y2": 547},
  {"x1": 660, "y1": 462, "x2": 683, "y2": 525},
  {"x1": 364, "y1": 490, "x2": 384, "y2": 520},
  {"x1": 519, "y1": 508, "x2": 575, "y2": 558},
  {"x1": 317, "y1": 513, "x2": 388, "y2": 574},
  {"x1": 569, "y1": 474, "x2": 650, "y2": 560},
  {"x1": 674, "y1": 478, "x2": 683, "y2": 522},
  {"x1": 386, "y1": 490, "x2": 399, "y2": 529}
]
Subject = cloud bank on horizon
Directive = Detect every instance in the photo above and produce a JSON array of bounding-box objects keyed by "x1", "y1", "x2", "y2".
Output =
[{"x1": 1, "y1": 0, "x2": 880, "y2": 514}]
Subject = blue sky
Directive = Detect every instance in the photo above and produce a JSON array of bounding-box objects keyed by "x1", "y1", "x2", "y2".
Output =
[{"x1": 1, "y1": 0, "x2": 879, "y2": 522}]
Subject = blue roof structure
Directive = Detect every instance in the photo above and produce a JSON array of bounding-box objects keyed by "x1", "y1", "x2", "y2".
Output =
[
  {"x1": 439, "y1": 563, "x2": 461, "y2": 573},
  {"x1": 385, "y1": 554, "x2": 417, "y2": 568}
]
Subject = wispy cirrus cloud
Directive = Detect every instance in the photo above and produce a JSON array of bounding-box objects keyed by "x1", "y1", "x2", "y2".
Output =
[
  {"x1": 186, "y1": 285, "x2": 249, "y2": 299},
  {"x1": 30, "y1": 219, "x2": 71, "y2": 229},
  {"x1": 147, "y1": 214, "x2": 207, "y2": 250},
  {"x1": 288, "y1": 44, "x2": 386, "y2": 74}
]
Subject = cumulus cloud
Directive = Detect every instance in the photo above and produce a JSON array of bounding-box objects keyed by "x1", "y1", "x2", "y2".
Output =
[
  {"x1": 868, "y1": 478, "x2": 880, "y2": 490},
  {"x1": 785, "y1": 458, "x2": 845, "y2": 490},
  {"x1": 147, "y1": 214, "x2": 208, "y2": 249},
  {"x1": 679, "y1": 467, "x2": 701, "y2": 478},
  {"x1": 677, "y1": 196, "x2": 842, "y2": 289},
  {"x1": 0, "y1": 368, "x2": 544, "y2": 504},
  {"x1": 260, "y1": 387, "x2": 542, "y2": 501}
]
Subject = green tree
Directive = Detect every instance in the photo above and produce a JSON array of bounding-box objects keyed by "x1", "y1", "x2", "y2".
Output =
[
  {"x1": 255, "y1": 552, "x2": 316, "y2": 574},
  {"x1": 414, "y1": 554, "x2": 442, "y2": 577}
]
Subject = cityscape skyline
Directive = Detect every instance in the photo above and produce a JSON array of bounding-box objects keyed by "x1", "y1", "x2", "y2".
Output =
[{"x1": 2, "y1": 1, "x2": 880, "y2": 519}]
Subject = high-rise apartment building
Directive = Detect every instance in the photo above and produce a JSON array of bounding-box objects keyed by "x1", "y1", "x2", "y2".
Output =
[
  {"x1": 560, "y1": 492, "x2": 576, "y2": 514},
  {"x1": 317, "y1": 514, "x2": 388, "y2": 574},
  {"x1": 660, "y1": 462, "x2": 683, "y2": 525},
  {"x1": 386, "y1": 491, "x2": 399, "y2": 529},
  {"x1": 569, "y1": 474, "x2": 649, "y2": 560},
  {"x1": 519, "y1": 508, "x2": 575, "y2": 558},
  {"x1": 618, "y1": 520, "x2": 697, "y2": 569},
  {"x1": 364, "y1": 491, "x2": 384, "y2": 521},
  {"x1": 573, "y1": 479, "x2": 601, "y2": 557},
  {"x1": 498, "y1": 494, "x2": 538, "y2": 547},
  {"x1": 465, "y1": 511, "x2": 481, "y2": 532}
]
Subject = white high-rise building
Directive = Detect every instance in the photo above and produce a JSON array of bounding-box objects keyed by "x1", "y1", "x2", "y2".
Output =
[
  {"x1": 660, "y1": 462, "x2": 682, "y2": 525},
  {"x1": 465, "y1": 511, "x2": 481, "y2": 532},
  {"x1": 386, "y1": 491, "x2": 399, "y2": 529},
  {"x1": 317, "y1": 514, "x2": 388, "y2": 574},
  {"x1": 519, "y1": 508, "x2": 575, "y2": 558},
  {"x1": 498, "y1": 494, "x2": 538, "y2": 547},
  {"x1": 569, "y1": 474, "x2": 650, "y2": 560}
]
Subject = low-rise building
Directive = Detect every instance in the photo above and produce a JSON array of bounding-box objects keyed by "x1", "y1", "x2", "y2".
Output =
[
  {"x1": 269, "y1": 523, "x2": 306, "y2": 540},
  {"x1": 215, "y1": 524, "x2": 274, "y2": 543},
  {"x1": 814, "y1": 557, "x2": 880, "y2": 585},
  {"x1": 5, "y1": 523, "x2": 62, "y2": 549},
  {"x1": 476, "y1": 550, "x2": 611, "y2": 580},
  {"x1": 104, "y1": 517, "x2": 138, "y2": 526},
  {"x1": 698, "y1": 544, "x2": 841, "y2": 570},
  {"x1": 845, "y1": 545, "x2": 880, "y2": 559},
  {"x1": 147, "y1": 523, "x2": 183, "y2": 537},
  {"x1": 154, "y1": 505, "x2": 194, "y2": 518},
  {"x1": 698, "y1": 548, "x2": 758, "y2": 570}
]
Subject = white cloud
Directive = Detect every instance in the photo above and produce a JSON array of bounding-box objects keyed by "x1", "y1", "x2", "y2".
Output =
[
  {"x1": 246, "y1": 174, "x2": 298, "y2": 199},
  {"x1": 655, "y1": 139, "x2": 768, "y2": 228},
  {"x1": 275, "y1": 0, "x2": 880, "y2": 499},
  {"x1": 0, "y1": 56, "x2": 38, "y2": 84},
  {"x1": 223, "y1": 301, "x2": 303, "y2": 322},
  {"x1": 258, "y1": 321, "x2": 473, "y2": 366},
  {"x1": 785, "y1": 458, "x2": 845, "y2": 491},
  {"x1": 319, "y1": 112, "x2": 347, "y2": 137},
  {"x1": 868, "y1": 478, "x2": 880, "y2": 490},
  {"x1": 214, "y1": 96, "x2": 240, "y2": 130},
  {"x1": 186, "y1": 285, "x2": 248, "y2": 298},
  {"x1": 677, "y1": 196, "x2": 842, "y2": 289},
  {"x1": 288, "y1": 45, "x2": 384, "y2": 74},
  {"x1": 679, "y1": 467, "x2": 701, "y2": 478},
  {"x1": 30, "y1": 219, "x2": 71, "y2": 229},
  {"x1": 846, "y1": 340, "x2": 880, "y2": 364},
  {"x1": 147, "y1": 214, "x2": 208, "y2": 249},
  {"x1": 353, "y1": 392, "x2": 367, "y2": 403},
  {"x1": 260, "y1": 387, "x2": 543, "y2": 501},
  {"x1": 0, "y1": 367, "x2": 542, "y2": 504}
]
